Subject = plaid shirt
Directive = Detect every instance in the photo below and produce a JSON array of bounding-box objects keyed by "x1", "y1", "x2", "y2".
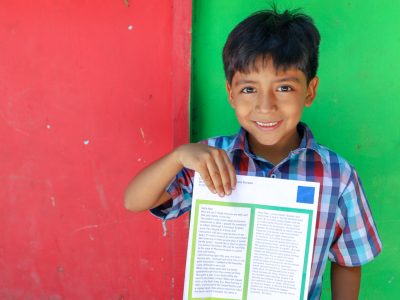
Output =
[{"x1": 151, "y1": 122, "x2": 382, "y2": 299}]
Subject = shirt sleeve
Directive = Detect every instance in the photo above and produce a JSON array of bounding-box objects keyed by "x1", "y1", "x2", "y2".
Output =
[
  {"x1": 149, "y1": 167, "x2": 194, "y2": 221},
  {"x1": 328, "y1": 168, "x2": 382, "y2": 266}
]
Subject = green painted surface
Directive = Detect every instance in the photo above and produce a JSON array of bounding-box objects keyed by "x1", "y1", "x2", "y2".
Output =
[{"x1": 191, "y1": 0, "x2": 400, "y2": 298}]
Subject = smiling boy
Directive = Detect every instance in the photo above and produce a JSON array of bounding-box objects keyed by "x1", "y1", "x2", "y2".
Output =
[{"x1": 125, "y1": 8, "x2": 382, "y2": 299}]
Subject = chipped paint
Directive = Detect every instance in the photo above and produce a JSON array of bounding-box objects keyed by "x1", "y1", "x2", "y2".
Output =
[
  {"x1": 73, "y1": 224, "x2": 99, "y2": 233},
  {"x1": 162, "y1": 220, "x2": 167, "y2": 237},
  {"x1": 95, "y1": 184, "x2": 108, "y2": 209},
  {"x1": 57, "y1": 266, "x2": 64, "y2": 273},
  {"x1": 72, "y1": 220, "x2": 132, "y2": 235},
  {"x1": 50, "y1": 196, "x2": 56, "y2": 207},
  {"x1": 139, "y1": 127, "x2": 145, "y2": 140},
  {"x1": 140, "y1": 258, "x2": 149, "y2": 267}
]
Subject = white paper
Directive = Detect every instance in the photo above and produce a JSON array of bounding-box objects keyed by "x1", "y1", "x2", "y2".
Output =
[{"x1": 183, "y1": 173, "x2": 320, "y2": 300}]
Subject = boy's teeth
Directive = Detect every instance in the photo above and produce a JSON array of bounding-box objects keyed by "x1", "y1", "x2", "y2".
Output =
[{"x1": 256, "y1": 121, "x2": 278, "y2": 127}]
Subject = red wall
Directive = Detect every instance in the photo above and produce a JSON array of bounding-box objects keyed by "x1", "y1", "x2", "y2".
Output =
[{"x1": 0, "y1": 1, "x2": 191, "y2": 299}]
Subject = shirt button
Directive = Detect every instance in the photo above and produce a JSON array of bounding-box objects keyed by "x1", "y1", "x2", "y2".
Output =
[{"x1": 271, "y1": 174, "x2": 277, "y2": 178}]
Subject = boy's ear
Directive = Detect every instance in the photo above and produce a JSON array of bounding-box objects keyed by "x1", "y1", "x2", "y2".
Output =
[
  {"x1": 305, "y1": 76, "x2": 319, "y2": 107},
  {"x1": 226, "y1": 81, "x2": 235, "y2": 107}
]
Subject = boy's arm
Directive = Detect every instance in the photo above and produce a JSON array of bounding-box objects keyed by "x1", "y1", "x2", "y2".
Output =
[
  {"x1": 331, "y1": 262, "x2": 361, "y2": 300},
  {"x1": 124, "y1": 143, "x2": 236, "y2": 212}
]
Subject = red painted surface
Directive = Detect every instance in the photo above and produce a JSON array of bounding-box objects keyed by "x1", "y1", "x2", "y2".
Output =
[{"x1": 0, "y1": 1, "x2": 191, "y2": 299}]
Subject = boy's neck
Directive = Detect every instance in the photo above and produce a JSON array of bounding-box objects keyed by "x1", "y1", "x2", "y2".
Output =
[{"x1": 247, "y1": 130, "x2": 302, "y2": 166}]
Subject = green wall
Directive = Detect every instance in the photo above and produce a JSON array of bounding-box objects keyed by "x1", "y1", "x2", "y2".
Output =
[{"x1": 191, "y1": 0, "x2": 399, "y2": 298}]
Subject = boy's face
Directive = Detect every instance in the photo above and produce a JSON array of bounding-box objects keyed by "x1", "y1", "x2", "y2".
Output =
[{"x1": 226, "y1": 59, "x2": 319, "y2": 160}]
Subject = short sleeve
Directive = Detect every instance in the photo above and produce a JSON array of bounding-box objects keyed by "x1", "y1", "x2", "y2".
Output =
[
  {"x1": 150, "y1": 167, "x2": 195, "y2": 221},
  {"x1": 328, "y1": 169, "x2": 382, "y2": 266}
]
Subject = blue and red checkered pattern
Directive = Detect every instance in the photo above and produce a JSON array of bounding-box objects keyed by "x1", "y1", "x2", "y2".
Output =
[{"x1": 151, "y1": 122, "x2": 382, "y2": 299}]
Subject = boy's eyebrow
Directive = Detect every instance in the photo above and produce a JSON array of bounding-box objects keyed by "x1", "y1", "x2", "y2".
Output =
[
  {"x1": 234, "y1": 79, "x2": 258, "y2": 86},
  {"x1": 272, "y1": 76, "x2": 301, "y2": 83},
  {"x1": 234, "y1": 77, "x2": 301, "y2": 86}
]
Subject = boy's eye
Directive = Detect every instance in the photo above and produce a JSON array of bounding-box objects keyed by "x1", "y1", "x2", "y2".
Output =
[
  {"x1": 241, "y1": 87, "x2": 256, "y2": 93},
  {"x1": 277, "y1": 85, "x2": 293, "y2": 92}
]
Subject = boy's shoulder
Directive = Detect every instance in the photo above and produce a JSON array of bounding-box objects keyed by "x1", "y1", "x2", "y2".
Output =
[
  {"x1": 315, "y1": 143, "x2": 352, "y2": 164},
  {"x1": 312, "y1": 142, "x2": 361, "y2": 189},
  {"x1": 314, "y1": 143, "x2": 354, "y2": 170},
  {"x1": 300, "y1": 123, "x2": 356, "y2": 173}
]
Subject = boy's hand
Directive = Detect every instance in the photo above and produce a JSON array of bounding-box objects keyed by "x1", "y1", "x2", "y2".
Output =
[{"x1": 175, "y1": 144, "x2": 236, "y2": 197}]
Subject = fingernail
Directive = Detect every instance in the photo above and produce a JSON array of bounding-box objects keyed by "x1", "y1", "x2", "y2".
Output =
[{"x1": 218, "y1": 192, "x2": 224, "y2": 197}]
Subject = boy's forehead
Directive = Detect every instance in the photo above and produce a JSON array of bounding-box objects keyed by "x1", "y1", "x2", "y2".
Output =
[
  {"x1": 233, "y1": 56, "x2": 305, "y2": 77},
  {"x1": 232, "y1": 62, "x2": 306, "y2": 84}
]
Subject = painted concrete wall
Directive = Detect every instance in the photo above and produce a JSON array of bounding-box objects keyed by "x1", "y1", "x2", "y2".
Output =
[
  {"x1": 0, "y1": 0, "x2": 191, "y2": 299},
  {"x1": 191, "y1": 0, "x2": 399, "y2": 298}
]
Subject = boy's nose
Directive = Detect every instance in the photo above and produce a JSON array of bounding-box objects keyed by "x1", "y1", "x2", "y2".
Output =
[{"x1": 255, "y1": 92, "x2": 277, "y2": 113}]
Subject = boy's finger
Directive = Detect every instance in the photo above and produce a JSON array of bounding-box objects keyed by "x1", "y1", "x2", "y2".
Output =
[
  {"x1": 223, "y1": 154, "x2": 236, "y2": 190},
  {"x1": 206, "y1": 158, "x2": 225, "y2": 197},
  {"x1": 197, "y1": 164, "x2": 216, "y2": 194},
  {"x1": 213, "y1": 153, "x2": 232, "y2": 195}
]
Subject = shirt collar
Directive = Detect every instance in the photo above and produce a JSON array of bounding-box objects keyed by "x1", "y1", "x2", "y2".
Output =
[
  {"x1": 230, "y1": 126, "x2": 250, "y2": 154},
  {"x1": 297, "y1": 122, "x2": 320, "y2": 151},
  {"x1": 229, "y1": 122, "x2": 325, "y2": 162}
]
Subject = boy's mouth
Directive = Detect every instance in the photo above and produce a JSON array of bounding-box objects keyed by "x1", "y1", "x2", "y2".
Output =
[{"x1": 254, "y1": 120, "x2": 282, "y2": 129}]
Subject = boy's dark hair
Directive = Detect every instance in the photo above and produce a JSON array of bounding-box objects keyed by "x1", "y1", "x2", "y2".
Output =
[{"x1": 223, "y1": 8, "x2": 320, "y2": 84}]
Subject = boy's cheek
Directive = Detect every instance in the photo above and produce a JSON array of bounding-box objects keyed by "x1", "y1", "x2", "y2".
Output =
[{"x1": 234, "y1": 105, "x2": 250, "y2": 116}]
